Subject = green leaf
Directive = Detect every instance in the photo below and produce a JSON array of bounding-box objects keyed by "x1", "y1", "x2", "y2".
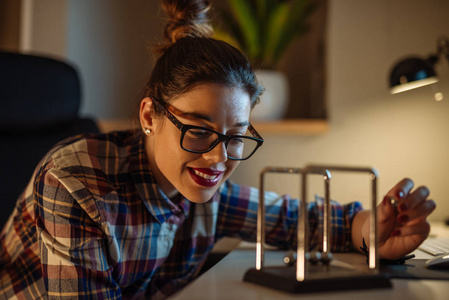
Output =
[
  {"x1": 227, "y1": 0, "x2": 260, "y2": 59},
  {"x1": 255, "y1": 0, "x2": 278, "y2": 49},
  {"x1": 263, "y1": 2, "x2": 290, "y2": 66},
  {"x1": 213, "y1": 28, "x2": 242, "y2": 51},
  {"x1": 216, "y1": 0, "x2": 317, "y2": 68},
  {"x1": 288, "y1": 0, "x2": 317, "y2": 37},
  {"x1": 268, "y1": 0, "x2": 317, "y2": 66},
  {"x1": 273, "y1": 25, "x2": 308, "y2": 64},
  {"x1": 219, "y1": 9, "x2": 246, "y2": 50},
  {"x1": 256, "y1": 0, "x2": 267, "y2": 22}
]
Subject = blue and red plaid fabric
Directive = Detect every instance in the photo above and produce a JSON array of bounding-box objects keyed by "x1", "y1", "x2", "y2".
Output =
[{"x1": 0, "y1": 130, "x2": 362, "y2": 299}]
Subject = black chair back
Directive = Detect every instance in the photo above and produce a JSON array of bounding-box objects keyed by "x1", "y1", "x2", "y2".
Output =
[{"x1": 0, "y1": 51, "x2": 99, "y2": 229}]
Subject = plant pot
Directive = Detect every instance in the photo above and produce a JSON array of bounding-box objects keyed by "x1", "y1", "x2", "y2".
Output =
[{"x1": 251, "y1": 70, "x2": 289, "y2": 121}]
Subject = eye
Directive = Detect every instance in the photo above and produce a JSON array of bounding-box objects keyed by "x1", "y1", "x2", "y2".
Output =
[
  {"x1": 186, "y1": 129, "x2": 213, "y2": 139},
  {"x1": 227, "y1": 128, "x2": 248, "y2": 137},
  {"x1": 230, "y1": 137, "x2": 245, "y2": 145}
]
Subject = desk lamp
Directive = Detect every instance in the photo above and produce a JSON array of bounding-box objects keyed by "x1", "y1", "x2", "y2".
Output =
[{"x1": 389, "y1": 35, "x2": 449, "y2": 100}]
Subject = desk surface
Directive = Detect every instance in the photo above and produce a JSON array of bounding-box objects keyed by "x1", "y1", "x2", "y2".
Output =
[{"x1": 171, "y1": 246, "x2": 449, "y2": 300}]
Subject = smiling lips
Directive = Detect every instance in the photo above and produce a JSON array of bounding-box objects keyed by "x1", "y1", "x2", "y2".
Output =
[{"x1": 188, "y1": 168, "x2": 224, "y2": 187}]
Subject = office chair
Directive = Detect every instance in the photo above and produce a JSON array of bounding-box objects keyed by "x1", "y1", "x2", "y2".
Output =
[{"x1": 0, "y1": 51, "x2": 100, "y2": 230}]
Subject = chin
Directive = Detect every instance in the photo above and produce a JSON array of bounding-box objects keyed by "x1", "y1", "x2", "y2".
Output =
[{"x1": 183, "y1": 188, "x2": 218, "y2": 204}]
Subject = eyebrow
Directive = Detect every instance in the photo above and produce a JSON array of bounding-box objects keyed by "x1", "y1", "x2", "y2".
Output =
[
  {"x1": 234, "y1": 121, "x2": 251, "y2": 127},
  {"x1": 168, "y1": 104, "x2": 250, "y2": 128},
  {"x1": 178, "y1": 110, "x2": 214, "y2": 122}
]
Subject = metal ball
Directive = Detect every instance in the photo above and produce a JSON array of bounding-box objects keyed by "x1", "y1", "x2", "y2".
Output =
[
  {"x1": 306, "y1": 251, "x2": 322, "y2": 264},
  {"x1": 320, "y1": 252, "x2": 333, "y2": 264},
  {"x1": 283, "y1": 251, "x2": 296, "y2": 266}
]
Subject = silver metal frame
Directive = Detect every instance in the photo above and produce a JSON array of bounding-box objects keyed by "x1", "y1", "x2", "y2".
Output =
[
  {"x1": 255, "y1": 164, "x2": 380, "y2": 283},
  {"x1": 256, "y1": 166, "x2": 331, "y2": 271},
  {"x1": 297, "y1": 165, "x2": 379, "y2": 281}
]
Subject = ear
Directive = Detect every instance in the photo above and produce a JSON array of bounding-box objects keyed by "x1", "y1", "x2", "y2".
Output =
[{"x1": 139, "y1": 97, "x2": 155, "y2": 133}]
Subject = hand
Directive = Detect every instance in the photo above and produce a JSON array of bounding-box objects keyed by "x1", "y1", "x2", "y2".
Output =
[{"x1": 373, "y1": 178, "x2": 436, "y2": 259}]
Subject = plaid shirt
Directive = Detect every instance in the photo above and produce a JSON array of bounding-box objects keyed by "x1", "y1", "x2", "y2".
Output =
[{"x1": 0, "y1": 130, "x2": 362, "y2": 299}]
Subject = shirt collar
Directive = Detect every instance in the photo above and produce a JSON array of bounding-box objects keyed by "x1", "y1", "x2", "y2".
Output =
[{"x1": 128, "y1": 134, "x2": 189, "y2": 223}]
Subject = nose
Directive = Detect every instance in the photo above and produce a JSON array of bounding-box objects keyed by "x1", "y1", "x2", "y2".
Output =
[{"x1": 202, "y1": 141, "x2": 228, "y2": 163}]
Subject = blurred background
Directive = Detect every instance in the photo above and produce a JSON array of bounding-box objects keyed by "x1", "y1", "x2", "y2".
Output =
[{"x1": 1, "y1": 0, "x2": 448, "y2": 222}]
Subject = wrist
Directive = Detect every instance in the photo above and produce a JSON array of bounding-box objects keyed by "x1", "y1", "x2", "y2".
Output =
[
  {"x1": 360, "y1": 238, "x2": 415, "y2": 264},
  {"x1": 351, "y1": 210, "x2": 370, "y2": 251}
]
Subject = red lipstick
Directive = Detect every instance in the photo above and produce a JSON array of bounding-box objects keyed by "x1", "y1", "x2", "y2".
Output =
[{"x1": 188, "y1": 168, "x2": 223, "y2": 187}]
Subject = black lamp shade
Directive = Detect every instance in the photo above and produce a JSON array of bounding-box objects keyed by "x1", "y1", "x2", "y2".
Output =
[{"x1": 389, "y1": 57, "x2": 438, "y2": 94}]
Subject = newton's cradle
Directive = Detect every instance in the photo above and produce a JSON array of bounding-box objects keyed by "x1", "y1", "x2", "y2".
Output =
[{"x1": 243, "y1": 164, "x2": 392, "y2": 293}]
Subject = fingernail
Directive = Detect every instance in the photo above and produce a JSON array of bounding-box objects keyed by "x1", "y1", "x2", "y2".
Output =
[
  {"x1": 397, "y1": 214, "x2": 409, "y2": 224},
  {"x1": 430, "y1": 200, "x2": 436, "y2": 211},
  {"x1": 399, "y1": 203, "x2": 409, "y2": 212},
  {"x1": 396, "y1": 190, "x2": 404, "y2": 199},
  {"x1": 391, "y1": 229, "x2": 401, "y2": 237}
]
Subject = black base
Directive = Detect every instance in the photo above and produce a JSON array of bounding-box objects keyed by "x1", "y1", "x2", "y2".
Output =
[{"x1": 243, "y1": 265, "x2": 392, "y2": 293}]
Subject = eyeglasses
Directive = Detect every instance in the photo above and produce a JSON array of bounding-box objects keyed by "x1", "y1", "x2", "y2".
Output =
[{"x1": 153, "y1": 99, "x2": 264, "y2": 160}]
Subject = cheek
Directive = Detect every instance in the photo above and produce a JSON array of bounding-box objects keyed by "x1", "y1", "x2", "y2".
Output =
[
  {"x1": 155, "y1": 130, "x2": 200, "y2": 175},
  {"x1": 224, "y1": 160, "x2": 240, "y2": 179},
  {"x1": 154, "y1": 128, "x2": 184, "y2": 170}
]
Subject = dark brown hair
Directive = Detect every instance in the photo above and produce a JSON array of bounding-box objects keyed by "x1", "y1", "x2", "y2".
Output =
[{"x1": 144, "y1": 0, "x2": 263, "y2": 115}]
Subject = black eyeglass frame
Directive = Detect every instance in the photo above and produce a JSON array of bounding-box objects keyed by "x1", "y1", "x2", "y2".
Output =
[{"x1": 152, "y1": 99, "x2": 264, "y2": 160}]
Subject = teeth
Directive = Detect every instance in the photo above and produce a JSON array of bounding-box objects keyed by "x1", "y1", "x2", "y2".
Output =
[{"x1": 194, "y1": 170, "x2": 218, "y2": 180}]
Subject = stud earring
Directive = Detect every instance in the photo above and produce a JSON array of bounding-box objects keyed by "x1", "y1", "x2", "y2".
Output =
[{"x1": 144, "y1": 128, "x2": 151, "y2": 135}]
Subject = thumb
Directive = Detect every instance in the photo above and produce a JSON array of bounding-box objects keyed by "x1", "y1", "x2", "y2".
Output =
[{"x1": 377, "y1": 195, "x2": 398, "y2": 242}]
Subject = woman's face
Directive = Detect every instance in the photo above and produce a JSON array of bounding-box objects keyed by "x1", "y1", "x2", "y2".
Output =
[{"x1": 140, "y1": 83, "x2": 251, "y2": 203}]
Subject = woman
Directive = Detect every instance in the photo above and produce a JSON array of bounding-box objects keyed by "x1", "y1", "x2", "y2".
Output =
[{"x1": 0, "y1": 0, "x2": 435, "y2": 299}]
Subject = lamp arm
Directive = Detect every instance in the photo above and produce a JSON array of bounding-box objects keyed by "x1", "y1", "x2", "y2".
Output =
[{"x1": 436, "y1": 35, "x2": 449, "y2": 63}]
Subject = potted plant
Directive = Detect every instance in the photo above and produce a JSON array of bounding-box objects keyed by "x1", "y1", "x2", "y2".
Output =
[{"x1": 214, "y1": 0, "x2": 317, "y2": 121}]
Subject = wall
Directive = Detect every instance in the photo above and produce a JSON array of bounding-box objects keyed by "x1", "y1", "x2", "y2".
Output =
[
  {"x1": 0, "y1": 0, "x2": 21, "y2": 51},
  {"x1": 7, "y1": 0, "x2": 163, "y2": 120},
  {"x1": 230, "y1": 0, "x2": 449, "y2": 222},
  {"x1": 30, "y1": 0, "x2": 67, "y2": 57},
  {"x1": 5, "y1": 0, "x2": 68, "y2": 57},
  {"x1": 67, "y1": 0, "x2": 163, "y2": 119}
]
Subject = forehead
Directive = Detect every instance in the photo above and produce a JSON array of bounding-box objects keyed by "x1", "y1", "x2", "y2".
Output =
[{"x1": 171, "y1": 83, "x2": 251, "y2": 121}]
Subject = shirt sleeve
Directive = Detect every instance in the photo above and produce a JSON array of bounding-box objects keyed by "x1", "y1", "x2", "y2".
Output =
[
  {"x1": 215, "y1": 180, "x2": 364, "y2": 252},
  {"x1": 34, "y1": 168, "x2": 122, "y2": 299}
]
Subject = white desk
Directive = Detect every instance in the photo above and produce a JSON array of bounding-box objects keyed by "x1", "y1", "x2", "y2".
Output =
[{"x1": 171, "y1": 246, "x2": 449, "y2": 300}]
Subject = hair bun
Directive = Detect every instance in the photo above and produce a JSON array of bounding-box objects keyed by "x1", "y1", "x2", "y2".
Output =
[{"x1": 159, "y1": 0, "x2": 213, "y2": 50}]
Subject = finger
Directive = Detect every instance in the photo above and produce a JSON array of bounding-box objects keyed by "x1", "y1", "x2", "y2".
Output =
[
  {"x1": 378, "y1": 195, "x2": 398, "y2": 224},
  {"x1": 378, "y1": 178, "x2": 414, "y2": 223},
  {"x1": 392, "y1": 219, "x2": 431, "y2": 238},
  {"x1": 379, "y1": 220, "x2": 431, "y2": 259},
  {"x1": 384, "y1": 178, "x2": 414, "y2": 211},
  {"x1": 386, "y1": 178, "x2": 414, "y2": 199},
  {"x1": 396, "y1": 199, "x2": 436, "y2": 227},
  {"x1": 398, "y1": 185, "x2": 430, "y2": 213}
]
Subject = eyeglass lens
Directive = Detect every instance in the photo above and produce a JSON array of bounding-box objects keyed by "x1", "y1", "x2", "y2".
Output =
[{"x1": 182, "y1": 128, "x2": 258, "y2": 159}]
